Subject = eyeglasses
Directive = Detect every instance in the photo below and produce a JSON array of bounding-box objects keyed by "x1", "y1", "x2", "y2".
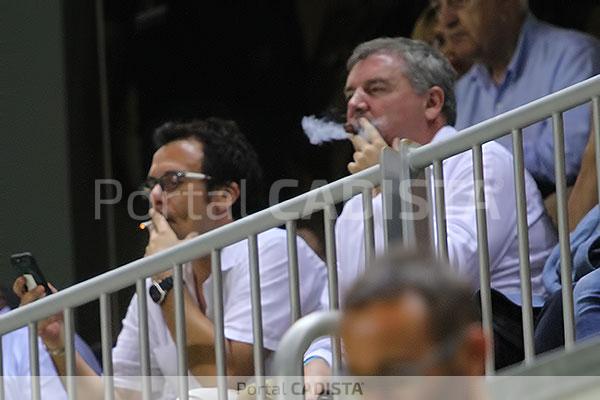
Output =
[
  {"x1": 430, "y1": 0, "x2": 472, "y2": 12},
  {"x1": 140, "y1": 171, "x2": 211, "y2": 193}
]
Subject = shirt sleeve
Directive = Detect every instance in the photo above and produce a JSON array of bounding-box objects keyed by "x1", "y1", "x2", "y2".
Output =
[
  {"x1": 222, "y1": 234, "x2": 327, "y2": 351},
  {"x1": 444, "y1": 148, "x2": 519, "y2": 288},
  {"x1": 112, "y1": 293, "x2": 164, "y2": 393},
  {"x1": 303, "y1": 337, "x2": 333, "y2": 366}
]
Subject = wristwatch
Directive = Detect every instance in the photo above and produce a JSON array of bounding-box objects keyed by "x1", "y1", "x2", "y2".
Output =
[{"x1": 149, "y1": 276, "x2": 174, "y2": 304}]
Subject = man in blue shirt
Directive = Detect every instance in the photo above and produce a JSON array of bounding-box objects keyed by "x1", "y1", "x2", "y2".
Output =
[{"x1": 436, "y1": 0, "x2": 600, "y2": 195}]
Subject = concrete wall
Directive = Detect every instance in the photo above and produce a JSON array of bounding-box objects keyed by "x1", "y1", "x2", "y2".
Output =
[{"x1": 0, "y1": 1, "x2": 75, "y2": 290}]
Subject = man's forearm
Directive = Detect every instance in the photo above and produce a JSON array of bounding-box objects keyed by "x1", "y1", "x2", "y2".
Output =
[
  {"x1": 49, "y1": 351, "x2": 110, "y2": 400},
  {"x1": 160, "y1": 289, "x2": 255, "y2": 384},
  {"x1": 50, "y1": 351, "x2": 142, "y2": 400}
]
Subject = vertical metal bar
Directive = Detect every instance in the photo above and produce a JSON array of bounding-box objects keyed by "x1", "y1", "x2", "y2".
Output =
[
  {"x1": 323, "y1": 204, "x2": 342, "y2": 376},
  {"x1": 381, "y1": 147, "x2": 405, "y2": 251},
  {"x1": 511, "y1": 128, "x2": 535, "y2": 364},
  {"x1": 285, "y1": 221, "x2": 302, "y2": 322},
  {"x1": 425, "y1": 167, "x2": 437, "y2": 254},
  {"x1": 472, "y1": 144, "x2": 495, "y2": 374},
  {"x1": 28, "y1": 322, "x2": 40, "y2": 400},
  {"x1": 553, "y1": 112, "x2": 575, "y2": 349},
  {"x1": 100, "y1": 294, "x2": 114, "y2": 400},
  {"x1": 592, "y1": 97, "x2": 600, "y2": 205},
  {"x1": 173, "y1": 264, "x2": 189, "y2": 400},
  {"x1": 211, "y1": 250, "x2": 228, "y2": 400},
  {"x1": 432, "y1": 160, "x2": 448, "y2": 262},
  {"x1": 135, "y1": 279, "x2": 152, "y2": 400},
  {"x1": 248, "y1": 235, "x2": 266, "y2": 400},
  {"x1": 362, "y1": 188, "x2": 376, "y2": 269},
  {"x1": 64, "y1": 308, "x2": 76, "y2": 400}
]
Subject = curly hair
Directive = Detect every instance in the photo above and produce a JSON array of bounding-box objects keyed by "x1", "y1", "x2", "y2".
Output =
[{"x1": 153, "y1": 118, "x2": 264, "y2": 219}]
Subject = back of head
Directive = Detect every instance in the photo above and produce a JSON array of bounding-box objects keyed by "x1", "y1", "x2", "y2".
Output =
[
  {"x1": 345, "y1": 249, "x2": 479, "y2": 344},
  {"x1": 153, "y1": 118, "x2": 264, "y2": 219},
  {"x1": 347, "y1": 37, "x2": 457, "y2": 126}
]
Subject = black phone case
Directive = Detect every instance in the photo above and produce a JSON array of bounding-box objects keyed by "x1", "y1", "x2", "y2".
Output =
[{"x1": 10, "y1": 252, "x2": 52, "y2": 296}]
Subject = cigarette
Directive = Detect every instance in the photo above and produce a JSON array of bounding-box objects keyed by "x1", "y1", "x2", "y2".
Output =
[
  {"x1": 344, "y1": 122, "x2": 358, "y2": 135},
  {"x1": 343, "y1": 121, "x2": 367, "y2": 138},
  {"x1": 139, "y1": 220, "x2": 153, "y2": 230}
]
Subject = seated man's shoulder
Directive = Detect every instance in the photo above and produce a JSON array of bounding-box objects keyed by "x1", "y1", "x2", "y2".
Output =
[{"x1": 535, "y1": 19, "x2": 600, "y2": 57}]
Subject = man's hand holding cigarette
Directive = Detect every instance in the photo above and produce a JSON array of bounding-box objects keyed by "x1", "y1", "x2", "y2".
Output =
[
  {"x1": 144, "y1": 209, "x2": 198, "y2": 281},
  {"x1": 347, "y1": 117, "x2": 399, "y2": 174}
]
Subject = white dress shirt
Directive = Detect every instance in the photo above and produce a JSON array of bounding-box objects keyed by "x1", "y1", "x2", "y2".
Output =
[
  {"x1": 335, "y1": 126, "x2": 558, "y2": 307},
  {"x1": 112, "y1": 228, "x2": 327, "y2": 399},
  {"x1": 1, "y1": 306, "x2": 67, "y2": 400}
]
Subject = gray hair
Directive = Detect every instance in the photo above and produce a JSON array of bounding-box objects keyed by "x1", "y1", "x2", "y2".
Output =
[{"x1": 347, "y1": 37, "x2": 457, "y2": 126}]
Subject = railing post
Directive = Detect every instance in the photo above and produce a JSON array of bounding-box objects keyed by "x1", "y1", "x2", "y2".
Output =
[
  {"x1": 173, "y1": 264, "x2": 189, "y2": 400},
  {"x1": 381, "y1": 147, "x2": 404, "y2": 251},
  {"x1": 553, "y1": 112, "x2": 576, "y2": 349},
  {"x1": 472, "y1": 144, "x2": 495, "y2": 374},
  {"x1": 323, "y1": 204, "x2": 342, "y2": 376},
  {"x1": 28, "y1": 322, "x2": 40, "y2": 400},
  {"x1": 511, "y1": 128, "x2": 536, "y2": 365},
  {"x1": 400, "y1": 141, "x2": 428, "y2": 250}
]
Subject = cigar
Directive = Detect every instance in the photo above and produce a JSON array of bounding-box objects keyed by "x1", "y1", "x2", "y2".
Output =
[
  {"x1": 139, "y1": 220, "x2": 153, "y2": 230},
  {"x1": 343, "y1": 122, "x2": 358, "y2": 135}
]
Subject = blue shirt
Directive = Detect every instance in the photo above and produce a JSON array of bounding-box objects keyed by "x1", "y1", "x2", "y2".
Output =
[
  {"x1": 455, "y1": 14, "x2": 600, "y2": 189},
  {"x1": 1, "y1": 306, "x2": 67, "y2": 400},
  {"x1": 543, "y1": 205, "x2": 600, "y2": 294}
]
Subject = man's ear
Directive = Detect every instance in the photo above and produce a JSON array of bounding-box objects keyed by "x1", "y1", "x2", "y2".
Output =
[
  {"x1": 207, "y1": 182, "x2": 240, "y2": 220},
  {"x1": 424, "y1": 86, "x2": 445, "y2": 122}
]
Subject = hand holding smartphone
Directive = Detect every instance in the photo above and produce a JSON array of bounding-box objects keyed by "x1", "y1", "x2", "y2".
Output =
[{"x1": 10, "y1": 252, "x2": 53, "y2": 296}]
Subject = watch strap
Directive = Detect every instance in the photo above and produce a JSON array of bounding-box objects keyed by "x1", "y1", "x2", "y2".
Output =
[{"x1": 149, "y1": 276, "x2": 174, "y2": 304}]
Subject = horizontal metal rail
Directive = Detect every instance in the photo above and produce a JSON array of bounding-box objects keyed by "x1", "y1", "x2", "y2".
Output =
[
  {"x1": 0, "y1": 165, "x2": 379, "y2": 336},
  {"x1": 409, "y1": 75, "x2": 600, "y2": 170}
]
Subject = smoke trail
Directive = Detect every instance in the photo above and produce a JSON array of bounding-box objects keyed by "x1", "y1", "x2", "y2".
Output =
[{"x1": 301, "y1": 116, "x2": 348, "y2": 145}]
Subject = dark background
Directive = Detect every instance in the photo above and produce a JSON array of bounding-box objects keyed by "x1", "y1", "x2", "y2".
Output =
[{"x1": 2, "y1": 0, "x2": 599, "y2": 355}]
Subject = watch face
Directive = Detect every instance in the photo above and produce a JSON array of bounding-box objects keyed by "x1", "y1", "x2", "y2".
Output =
[{"x1": 149, "y1": 284, "x2": 162, "y2": 303}]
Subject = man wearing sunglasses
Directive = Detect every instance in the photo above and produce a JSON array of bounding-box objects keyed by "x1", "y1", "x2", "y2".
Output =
[{"x1": 16, "y1": 118, "x2": 327, "y2": 399}]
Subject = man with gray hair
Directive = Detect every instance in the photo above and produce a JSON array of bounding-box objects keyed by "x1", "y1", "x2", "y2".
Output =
[
  {"x1": 334, "y1": 37, "x2": 557, "y2": 369},
  {"x1": 435, "y1": 0, "x2": 600, "y2": 194}
]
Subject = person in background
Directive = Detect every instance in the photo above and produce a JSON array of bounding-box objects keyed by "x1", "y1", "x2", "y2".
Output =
[
  {"x1": 436, "y1": 0, "x2": 600, "y2": 195},
  {"x1": 341, "y1": 250, "x2": 486, "y2": 398},
  {"x1": 412, "y1": 4, "x2": 476, "y2": 77},
  {"x1": 0, "y1": 286, "x2": 100, "y2": 399}
]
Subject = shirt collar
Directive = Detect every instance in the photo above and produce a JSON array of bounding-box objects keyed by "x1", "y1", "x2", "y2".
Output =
[
  {"x1": 505, "y1": 13, "x2": 537, "y2": 81},
  {"x1": 430, "y1": 125, "x2": 458, "y2": 144}
]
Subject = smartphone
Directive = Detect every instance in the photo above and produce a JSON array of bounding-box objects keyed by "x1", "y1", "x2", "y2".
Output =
[{"x1": 10, "y1": 252, "x2": 52, "y2": 296}]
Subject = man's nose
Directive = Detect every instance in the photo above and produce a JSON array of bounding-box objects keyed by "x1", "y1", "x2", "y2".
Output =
[
  {"x1": 149, "y1": 183, "x2": 164, "y2": 212},
  {"x1": 347, "y1": 89, "x2": 368, "y2": 119}
]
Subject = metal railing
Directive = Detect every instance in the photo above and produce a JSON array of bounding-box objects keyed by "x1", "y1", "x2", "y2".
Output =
[
  {"x1": 272, "y1": 74, "x2": 600, "y2": 379},
  {"x1": 0, "y1": 163, "x2": 384, "y2": 400},
  {"x1": 401, "y1": 74, "x2": 600, "y2": 372},
  {"x1": 1, "y1": 73, "x2": 599, "y2": 400}
]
